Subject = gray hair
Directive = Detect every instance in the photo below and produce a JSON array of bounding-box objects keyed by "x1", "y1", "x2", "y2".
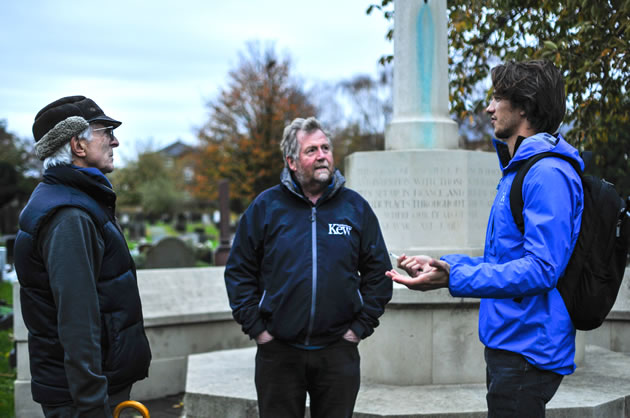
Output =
[
  {"x1": 280, "y1": 117, "x2": 332, "y2": 167},
  {"x1": 43, "y1": 125, "x2": 94, "y2": 170}
]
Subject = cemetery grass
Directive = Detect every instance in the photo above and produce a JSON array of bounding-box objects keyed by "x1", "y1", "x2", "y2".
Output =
[
  {"x1": 0, "y1": 280, "x2": 15, "y2": 417},
  {"x1": 141, "y1": 222, "x2": 218, "y2": 245}
]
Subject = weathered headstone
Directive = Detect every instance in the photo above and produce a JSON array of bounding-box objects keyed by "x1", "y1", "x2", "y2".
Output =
[
  {"x1": 0, "y1": 246, "x2": 5, "y2": 281},
  {"x1": 194, "y1": 227, "x2": 207, "y2": 244},
  {"x1": 144, "y1": 237, "x2": 196, "y2": 269},
  {"x1": 175, "y1": 213, "x2": 187, "y2": 233},
  {"x1": 127, "y1": 221, "x2": 146, "y2": 241}
]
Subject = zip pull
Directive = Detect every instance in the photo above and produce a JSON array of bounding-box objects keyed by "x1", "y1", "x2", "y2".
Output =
[
  {"x1": 618, "y1": 198, "x2": 630, "y2": 238},
  {"x1": 310, "y1": 207, "x2": 316, "y2": 222},
  {"x1": 619, "y1": 210, "x2": 630, "y2": 238}
]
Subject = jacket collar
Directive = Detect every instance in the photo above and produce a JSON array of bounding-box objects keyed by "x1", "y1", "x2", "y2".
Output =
[
  {"x1": 43, "y1": 164, "x2": 117, "y2": 209},
  {"x1": 280, "y1": 167, "x2": 345, "y2": 205},
  {"x1": 492, "y1": 132, "x2": 583, "y2": 173}
]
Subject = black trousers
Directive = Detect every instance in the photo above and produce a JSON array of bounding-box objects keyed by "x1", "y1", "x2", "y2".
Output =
[
  {"x1": 41, "y1": 385, "x2": 132, "y2": 418},
  {"x1": 255, "y1": 338, "x2": 361, "y2": 418},
  {"x1": 485, "y1": 347, "x2": 564, "y2": 418}
]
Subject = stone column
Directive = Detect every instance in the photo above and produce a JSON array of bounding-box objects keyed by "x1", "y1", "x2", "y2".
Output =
[{"x1": 386, "y1": 0, "x2": 459, "y2": 150}]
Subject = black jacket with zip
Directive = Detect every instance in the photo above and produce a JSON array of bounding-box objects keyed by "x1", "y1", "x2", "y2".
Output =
[
  {"x1": 224, "y1": 168, "x2": 392, "y2": 346},
  {"x1": 14, "y1": 165, "x2": 151, "y2": 408}
]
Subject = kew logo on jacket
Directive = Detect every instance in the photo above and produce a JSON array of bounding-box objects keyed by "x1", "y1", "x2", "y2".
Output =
[{"x1": 329, "y1": 223, "x2": 352, "y2": 236}]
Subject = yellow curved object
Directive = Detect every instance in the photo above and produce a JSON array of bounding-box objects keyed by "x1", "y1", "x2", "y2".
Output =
[{"x1": 113, "y1": 400, "x2": 150, "y2": 418}]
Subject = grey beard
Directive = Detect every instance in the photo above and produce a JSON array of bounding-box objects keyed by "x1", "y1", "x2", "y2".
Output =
[{"x1": 295, "y1": 170, "x2": 331, "y2": 194}]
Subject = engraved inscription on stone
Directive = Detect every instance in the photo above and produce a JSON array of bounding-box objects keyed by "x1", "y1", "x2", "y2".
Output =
[{"x1": 349, "y1": 160, "x2": 498, "y2": 248}]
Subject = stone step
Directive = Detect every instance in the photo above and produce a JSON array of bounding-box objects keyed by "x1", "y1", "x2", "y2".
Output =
[{"x1": 184, "y1": 345, "x2": 630, "y2": 418}]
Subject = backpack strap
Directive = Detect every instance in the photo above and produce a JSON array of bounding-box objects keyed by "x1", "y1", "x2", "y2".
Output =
[{"x1": 510, "y1": 151, "x2": 582, "y2": 234}]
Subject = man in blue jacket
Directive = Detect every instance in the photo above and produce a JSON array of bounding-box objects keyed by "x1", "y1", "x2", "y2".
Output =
[
  {"x1": 387, "y1": 60, "x2": 583, "y2": 417},
  {"x1": 14, "y1": 96, "x2": 151, "y2": 417},
  {"x1": 224, "y1": 117, "x2": 392, "y2": 418}
]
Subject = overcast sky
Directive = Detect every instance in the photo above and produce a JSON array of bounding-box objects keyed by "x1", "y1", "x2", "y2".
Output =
[{"x1": 0, "y1": 0, "x2": 392, "y2": 162}]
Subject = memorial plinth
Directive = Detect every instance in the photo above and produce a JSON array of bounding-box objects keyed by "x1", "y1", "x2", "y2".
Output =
[{"x1": 359, "y1": 286, "x2": 484, "y2": 385}]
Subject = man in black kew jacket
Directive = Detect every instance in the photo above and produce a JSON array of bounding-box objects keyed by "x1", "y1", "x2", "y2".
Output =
[
  {"x1": 14, "y1": 96, "x2": 151, "y2": 418},
  {"x1": 224, "y1": 117, "x2": 392, "y2": 418}
]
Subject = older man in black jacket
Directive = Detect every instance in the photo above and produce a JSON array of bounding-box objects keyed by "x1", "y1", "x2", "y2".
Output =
[{"x1": 14, "y1": 96, "x2": 151, "y2": 418}]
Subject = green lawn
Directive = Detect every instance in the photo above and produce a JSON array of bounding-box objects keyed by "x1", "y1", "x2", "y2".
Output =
[{"x1": 0, "y1": 280, "x2": 15, "y2": 417}]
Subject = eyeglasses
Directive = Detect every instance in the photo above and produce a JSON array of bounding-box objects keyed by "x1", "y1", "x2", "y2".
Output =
[{"x1": 92, "y1": 126, "x2": 116, "y2": 140}]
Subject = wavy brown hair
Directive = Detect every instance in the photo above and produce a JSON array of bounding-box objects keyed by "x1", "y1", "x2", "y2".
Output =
[{"x1": 491, "y1": 60, "x2": 566, "y2": 134}]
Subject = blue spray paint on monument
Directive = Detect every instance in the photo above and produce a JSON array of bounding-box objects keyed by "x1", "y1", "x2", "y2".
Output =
[{"x1": 416, "y1": 3, "x2": 435, "y2": 148}]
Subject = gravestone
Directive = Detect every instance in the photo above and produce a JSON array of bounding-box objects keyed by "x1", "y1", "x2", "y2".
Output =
[
  {"x1": 127, "y1": 221, "x2": 146, "y2": 241},
  {"x1": 144, "y1": 237, "x2": 196, "y2": 269},
  {"x1": 194, "y1": 227, "x2": 207, "y2": 243},
  {"x1": 3, "y1": 235, "x2": 15, "y2": 267},
  {"x1": 0, "y1": 247, "x2": 5, "y2": 281},
  {"x1": 175, "y1": 213, "x2": 187, "y2": 233}
]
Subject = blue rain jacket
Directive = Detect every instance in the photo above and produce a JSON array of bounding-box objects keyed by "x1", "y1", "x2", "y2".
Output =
[{"x1": 444, "y1": 133, "x2": 583, "y2": 375}]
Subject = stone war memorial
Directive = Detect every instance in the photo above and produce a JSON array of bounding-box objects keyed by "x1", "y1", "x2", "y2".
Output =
[
  {"x1": 344, "y1": 0, "x2": 499, "y2": 387},
  {"x1": 12, "y1": 0, "x2": 630, "y2": 417}
]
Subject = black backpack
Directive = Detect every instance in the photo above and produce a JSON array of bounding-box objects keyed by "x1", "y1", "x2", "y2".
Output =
[{"x1": 510, "y1": 151, "x2": 630, "y2": 331}]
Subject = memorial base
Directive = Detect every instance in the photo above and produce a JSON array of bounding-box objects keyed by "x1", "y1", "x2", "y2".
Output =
[{"x1": 359, "y1": 286, "x2": 586, "y2": 386}]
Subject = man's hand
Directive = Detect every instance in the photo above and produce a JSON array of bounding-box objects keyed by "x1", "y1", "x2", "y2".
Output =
[
  {"x1": 255, "y1": 330, "x2": 274, "y2": 344},
  {"x1": 342, "y1": 329, "x2": 360, "y2": 343},
  {"x1": 385, "y1": 255, "x2": 451, "y2": 291},
  {"x1": 396, "y1": 254, "x2": 432, "y2": 277}
]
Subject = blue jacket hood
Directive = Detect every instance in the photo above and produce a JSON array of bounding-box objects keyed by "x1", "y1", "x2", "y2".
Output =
[{"x1": 493, "y1": 132, "x2": 584, "y2": 173}]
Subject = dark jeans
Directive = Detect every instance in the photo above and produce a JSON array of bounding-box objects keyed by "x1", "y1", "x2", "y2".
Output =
[
  {"x1": 255, "y1": 338, "x2": 361, "y2": 418},
  {"x1": 41, "y1": 385, "x2": 132, "y2": 418},
  {"x1": 485, "y1": 347, "x2": 563, "y2": 418}
]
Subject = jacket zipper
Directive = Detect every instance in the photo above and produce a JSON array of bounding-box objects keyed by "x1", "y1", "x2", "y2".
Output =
[
  {"x1": 305, "y1": 206, "x2": 317, "y2": 345},
  {"x1": 356, "y1": 289, "x2": 364, "y2": 307}
]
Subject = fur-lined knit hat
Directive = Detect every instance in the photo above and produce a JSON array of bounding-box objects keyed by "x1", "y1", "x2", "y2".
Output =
[{"x1": 32, "y1": 95, "x2": 122, "y2": 160}]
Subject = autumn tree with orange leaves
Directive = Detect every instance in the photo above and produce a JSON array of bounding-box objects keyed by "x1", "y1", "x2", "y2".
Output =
[{"x1": 192, "y1": 43, "x2": 317, "y2": 212}]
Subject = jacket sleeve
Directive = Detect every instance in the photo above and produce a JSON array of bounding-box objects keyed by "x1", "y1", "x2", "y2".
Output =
[
  {"x1": 40, "y1": 208, "x2": 112, "y2": 418},
  {"x1": 448, "y1": 160, "x2": 583, "y2": 298},
  {"x1": 441, "y1": 254, "x2": 484, "y2": 267},
  {"x1": 223, "y1": 202, "x2": 266, "y2": 339},
  {"x1": 350, "y1": 202, "x2": 393, "y2": 339}
]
